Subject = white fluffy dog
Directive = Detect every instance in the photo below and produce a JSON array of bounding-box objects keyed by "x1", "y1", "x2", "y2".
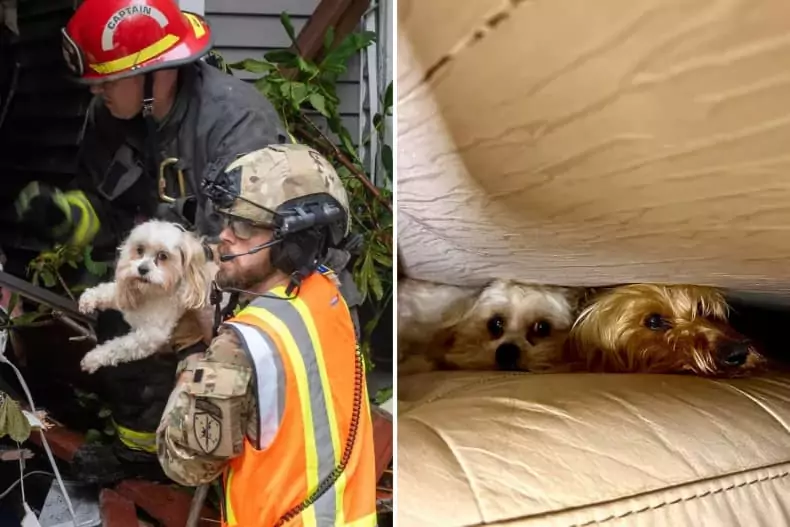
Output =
[
  {"x1": 398, "y1": 277, "x2": 581, "y2": 376},
  {"x1": 78, "y1": 220, "x2": 213, "y2": 374}
]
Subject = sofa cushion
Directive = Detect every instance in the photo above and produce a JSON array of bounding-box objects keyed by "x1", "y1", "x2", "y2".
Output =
[{"x1": 397, "y1": 372, "x2": 790, "y2": 526}]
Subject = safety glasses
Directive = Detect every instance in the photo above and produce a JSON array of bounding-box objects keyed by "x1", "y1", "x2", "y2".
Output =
[{"x1": 220, "y1": 215, "x2": 272, "y2": 240}]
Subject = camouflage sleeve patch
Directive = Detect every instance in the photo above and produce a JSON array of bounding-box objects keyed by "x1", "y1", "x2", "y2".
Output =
[{"x1": 156, "y1": 329, "x2": 254, "y2": 487}]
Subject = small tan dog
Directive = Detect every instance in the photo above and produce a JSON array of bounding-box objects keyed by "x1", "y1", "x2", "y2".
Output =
[
  {"x1": 566, "y1": 284, "x2": 766, "y2": 377},
  {"x1": 398, "y1": 277, "x2": 581, "y2": 376}
]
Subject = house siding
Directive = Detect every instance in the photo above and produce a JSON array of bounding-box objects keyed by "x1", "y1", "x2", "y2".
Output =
[{"x1": 204, "y1": 0, "x2": 363, "y2": 144}]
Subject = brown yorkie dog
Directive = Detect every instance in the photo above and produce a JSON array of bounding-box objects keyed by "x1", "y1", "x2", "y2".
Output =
[{"x1": 565, "y1": 284, "x2": 767, "y2": 377}]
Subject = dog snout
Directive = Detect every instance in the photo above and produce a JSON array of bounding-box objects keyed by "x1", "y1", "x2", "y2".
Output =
[
  {"x1": 137, "y1": 263, "x2": 150, "y2": 276},
  {"x1": 717, "y1": 340, "x2": 752, "y2": 367},
  {"x1": 495, "y1": 343, "x2": 521, "y2": 371}
]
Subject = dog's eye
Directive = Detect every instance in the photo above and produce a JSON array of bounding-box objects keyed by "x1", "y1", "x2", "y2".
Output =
[
  {"x1": 136, "y1": 245, "x2": 144, "y2": 256},
  {"x1": 487, "y1": 315, "x2": 505, "y2": 339},
  {"x1": 530, "y1": 320, "x2": 552, "y2": 338},
  {"x1": 156, "y1": 252, "x2": 169, "y2": 262},
  {"x1": 644, "y1": 313, "x2": 671, "y2": 331}
]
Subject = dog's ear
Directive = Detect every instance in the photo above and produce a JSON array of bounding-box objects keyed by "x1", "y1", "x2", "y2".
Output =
[{"x1": 179, "y1": 232, "x2": 211, "y2": 311}]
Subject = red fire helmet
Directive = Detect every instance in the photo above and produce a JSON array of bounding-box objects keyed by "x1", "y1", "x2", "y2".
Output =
[{"x1": 61, "y1": 0, "x2": 213, "y2": 84}]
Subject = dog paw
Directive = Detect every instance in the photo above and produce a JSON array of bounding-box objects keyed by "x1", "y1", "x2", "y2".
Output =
[
  {"x1": 78, "y1": 291, "x2": 98, "y2": 314},
  {"x1": 80, "y1": 351, "x2": 106, "y2": 374}
]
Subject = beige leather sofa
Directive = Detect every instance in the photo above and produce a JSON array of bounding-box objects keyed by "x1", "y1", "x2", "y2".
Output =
[{"x1": 397, "y1": 1, "x2": 790, "y2": 525}]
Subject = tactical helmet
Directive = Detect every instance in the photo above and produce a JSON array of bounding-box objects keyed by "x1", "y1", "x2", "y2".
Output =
[
  {"x1": 209, "y1": 144, "x2": 351, "y2": 245},
  {"x1": 61, "y1": 0, "x2": 213, "y2": 84}
]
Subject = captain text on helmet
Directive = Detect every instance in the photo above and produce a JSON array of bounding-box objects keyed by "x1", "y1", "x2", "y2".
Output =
[{"x1": 156, "y1": 144, "x2": 378, "y2": 527}]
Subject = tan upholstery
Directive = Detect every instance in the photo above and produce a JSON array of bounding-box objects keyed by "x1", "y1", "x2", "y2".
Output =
[
  {"x1": 398, "y1": 0, "x2": 790, "y2": 293},
  {"x1": 396, "y1": 1, "x2": 790, "y2": 525},
  {"x1": 398, "y1": 372, "x2": 790, "y2": 526}
]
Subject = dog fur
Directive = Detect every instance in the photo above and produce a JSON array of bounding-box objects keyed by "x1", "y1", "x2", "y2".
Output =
[
  {"x1": 78, "y1": 220, "x2": 214, "y2": 374},
  {"x1": 398, "y1": 277, "x2": 581, "y2": 376},
  {"x1": 565, "y1": 284, "x2": 766, "y2": 377}
]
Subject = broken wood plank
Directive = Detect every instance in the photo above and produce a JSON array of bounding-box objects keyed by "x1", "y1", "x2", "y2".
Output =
[
  {"x1": 99, "y1": 488, "x2": 138, "y2": 527},
  {"x1": 371, "y1": 405, "x2": 393, "y2": 482},
  {"x1": 27, "y1": 424, "x2": 85, "y2": 463},
  {"x1": 115, "y1": 480, "x2": 219, "y2": 527}
]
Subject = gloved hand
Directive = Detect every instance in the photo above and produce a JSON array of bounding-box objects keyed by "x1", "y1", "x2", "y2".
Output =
[
  {"x1": 12, "y1": 182, "x2": 69, "y2": 243},
  {"x1": 12, "y1": 182, "x2": 100, "y2": 248}
]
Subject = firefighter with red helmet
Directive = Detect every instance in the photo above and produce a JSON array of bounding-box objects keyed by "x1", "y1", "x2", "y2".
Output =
[{"x1": 8, "y1": 0, "x2": 363, "y2": 485}]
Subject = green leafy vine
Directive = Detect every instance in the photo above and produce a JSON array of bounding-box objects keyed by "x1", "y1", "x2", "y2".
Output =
[{"x1": 231, "y1": 13, "x2": 393, "y2": 364}]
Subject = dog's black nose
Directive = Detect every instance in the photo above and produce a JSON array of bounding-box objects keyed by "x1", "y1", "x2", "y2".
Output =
[
  {"x1": 495, "y1": 343, "x2": 521, "y2": 371},
  {"x1": 138, "y1": 264, "x2": 150, "y2": 276},
  {"x1": 718, "y1": 340, "x2": 751, "y2": 367}
]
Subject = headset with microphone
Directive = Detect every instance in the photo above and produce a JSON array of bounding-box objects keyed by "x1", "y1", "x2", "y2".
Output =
[
  {"x1": 202, "y1": 173, "x2": 351, "y2": 318},
  {"x1": 218, "y1": 237, "x2": 281, "y2": 262},
  {"x1": 203, "y1": 171, "x2": 347, "y2": 270}
]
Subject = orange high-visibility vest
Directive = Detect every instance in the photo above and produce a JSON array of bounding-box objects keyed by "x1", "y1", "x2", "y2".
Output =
[{"x1": 221, "y1": 270, "x2": 378, "y2": 527}]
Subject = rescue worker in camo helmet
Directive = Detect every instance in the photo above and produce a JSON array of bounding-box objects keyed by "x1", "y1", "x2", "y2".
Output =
[
  {"x1": 7, "y1": 0, "x2": 366, "y2": 485},
  {"x1": 157, "y1": 144, "x2": 378, "y2": 527}
]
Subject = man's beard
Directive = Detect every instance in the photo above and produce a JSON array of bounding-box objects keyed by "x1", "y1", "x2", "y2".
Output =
[{"x1": 216, "y1": 259, "x2": 276, "y2": 291}]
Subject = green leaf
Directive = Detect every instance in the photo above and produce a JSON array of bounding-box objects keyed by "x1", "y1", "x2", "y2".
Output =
[
  {"x1": 323, "y1": 31, "x2": 377, "y2": 73},
  {"x1": 372, "y1": 251, "x2": 392, "y2": 268},
  {"x1": 98, "y1": 407, "x2": 112, "y2": 419},
  {"x1": 0, "y1": 395, "x2": 31, "y2": 442},
  {"x1": 85, "y1": 429, "x2": 103, "y2": 444},
  {"x1": 7, "y1": 293, "x2": 18, "y2": 317},
  {"x1": 339, "y1": 132, "x2": 357, "y2": 158},
  {"x1": 369, "y1": 267, "x2": 384, "y2": 300},
  {"x1": 280, "y1": 12, "x2": 298, "y2": 46},
  {"x1": 321, "y1": 61, "x2": 347, "y2": 75},
  {"x1": 381, "y1": 144, "x2": 393, "y2": 178},
  {"x1": 280, "y1": 81, "x2": 309, "y2": 107},
  {"x1": 41, "y1": 270, "x2": 56, "y2": 288},
  {"x1": 69, "y1": 284, "x2": 89, "y2": 295},
  {"x1": 323, "y1": 26, "x2": 335, "y2": 52},
  {"x1": 11, "y1": 312, "x2": 46, "y2": 327},
  {"x1": 297, "y1": 56, "x2": 318, "y2": 76},
  {"x1": 264, "y1": 49, "x2": 298, "y2": 66},
  {"x1": 84, "y1": 246, "x2": 109, "y2": 277},
  {"x1": 383, "y1": 81, "x2": 393, "y2": 110},
  {"x1": 374, "y1": 387, "x2": 393, "y2": 405},
  {"x1": 309, "y1": 93, "x2": 330, "y2": 117},
  {"x1": 233, "y1": 58, "x2": 275, "y2": 74}
]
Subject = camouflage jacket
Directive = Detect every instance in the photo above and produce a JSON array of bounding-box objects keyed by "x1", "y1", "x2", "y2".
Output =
[{"x1": 156, "y1": 324, "x2": 257, "y2": 486}]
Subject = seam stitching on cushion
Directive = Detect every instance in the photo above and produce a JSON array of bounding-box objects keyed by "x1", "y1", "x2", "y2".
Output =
[{"x1": 572, "y1": 470, "x2": 790, "y2": 526}]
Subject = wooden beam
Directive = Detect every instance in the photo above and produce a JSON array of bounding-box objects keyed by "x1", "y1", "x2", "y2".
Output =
[
  {"x1": 27, "y1": 424, "x2": 85, "y2": 463},
  {"x1": 294, "y1": 0, "x2": 371, "y2": 62}
]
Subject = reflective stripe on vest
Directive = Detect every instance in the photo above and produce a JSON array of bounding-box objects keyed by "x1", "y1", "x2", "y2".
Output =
[{"x1": 225, "y1": 321, "x2": 285, "y2": 449}]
